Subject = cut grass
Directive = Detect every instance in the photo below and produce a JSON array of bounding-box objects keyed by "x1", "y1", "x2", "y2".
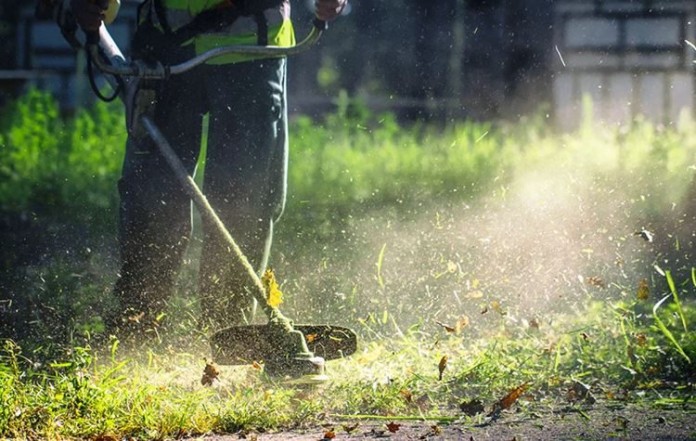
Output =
[{"x1": 1, "y1": 297, "x2": 693, "y2": 440}]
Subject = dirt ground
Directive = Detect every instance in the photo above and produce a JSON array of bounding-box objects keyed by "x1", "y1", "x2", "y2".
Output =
[{"x1": 204, "y1": 403, "x2": 696, "y2": 441}]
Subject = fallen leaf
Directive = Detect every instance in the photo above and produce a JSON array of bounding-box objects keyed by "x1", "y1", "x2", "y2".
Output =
[
  {"x1": 386, "y1": 421, "x2": 401, "y2": 433},
  {"x1": 262, "y1": 268, "x2": 283, "y2": 308},
  {"x1": 94, "y1": 435, "x2": 118, "y2": 441},
  {"x1": 322, "y1": 428, "x2": 336, "y2": 439},
  {"x1": 438, "y1": 355, "x2": 448, "y2": 381},
  {"x1": 305, "y1": 333, "x2": 318, "y2": 343},
  {"x1": 637, "y1": 279, "x2": 650, "y2": 301},
  {"x1": 459, "y1": 398, "x2": 485, "y2": 416},
  {"x1": 201, "y1": 359, "x2": 220, "y2": 386},
  {"x1": 528, "y1": 318, "x2": 540, "y2": 329},
  {"x1": 251, "y1": 361, "x2": 263, "y2": 371},
  {"x1": 342, "y1": 423, "x2": 359, "y2": 434},
  {"x1": 489, "y1": 383, "x2": 528, "y2": 415}
]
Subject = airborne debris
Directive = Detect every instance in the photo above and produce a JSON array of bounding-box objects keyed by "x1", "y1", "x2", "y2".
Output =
[
  {"x1": 438, "y1": 355, "x2": 448, "y2": 380},
  {"x1": 634, "y1": 229, "x2": 654, "y2": 243},
  {"x1": 435, "y1": 316, "x2": 469, "y2": 334},
  {"x1": 201, "y1": 359, "x2": 220, "y2": 386},
  {"x1": 586, "y1": 276, "x2": 606, "y2": 288},
  {"x1": 637, "y1": 278, "x2": 650, "y2": 301}
]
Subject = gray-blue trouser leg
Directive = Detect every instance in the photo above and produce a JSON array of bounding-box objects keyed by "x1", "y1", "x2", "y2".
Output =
[
  {"x1": 113, "y1": 70, "x2": 205, "y2": 321},
  {"x1": 198, "y1": 58, "x2": 288, "y2": 329}
]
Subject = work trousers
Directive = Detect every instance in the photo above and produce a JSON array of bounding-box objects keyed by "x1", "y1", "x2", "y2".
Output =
[{"x1": 113, "y1": 54, "x2": 289, "y2": 330}]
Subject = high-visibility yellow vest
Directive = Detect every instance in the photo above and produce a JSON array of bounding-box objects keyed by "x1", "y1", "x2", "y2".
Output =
[{"x1": 108, "y1": 0, "x2": 295, "y2": 64}]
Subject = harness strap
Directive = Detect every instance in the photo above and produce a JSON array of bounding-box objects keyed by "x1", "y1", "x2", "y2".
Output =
[
  {"x1": 148, "y1": 0, "x2": 279, "y2": 48},
  {"x1": 253, "y1": 12, "x2": 269, "y2": 45}
]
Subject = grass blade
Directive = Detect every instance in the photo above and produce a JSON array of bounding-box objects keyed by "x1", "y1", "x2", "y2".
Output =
[
  {"x1": 376, "y1": 243, "x2": 387, "y2": 289},
  {"x1": 653, "y1": 294, "x2": 691, "y2": 364},
  {"x1": 665, "y1": 271, "x2": 688, "y2": 332}
]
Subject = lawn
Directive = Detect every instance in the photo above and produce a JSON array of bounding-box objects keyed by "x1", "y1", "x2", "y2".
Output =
[{"x1": 0, "y1": 92, "x2": 694, "y2": 439}]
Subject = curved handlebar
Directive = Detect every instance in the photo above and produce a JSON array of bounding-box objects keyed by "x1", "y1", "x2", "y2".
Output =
[{"x1": 88, "y1": 20, "x2": 326, "y2": 79}]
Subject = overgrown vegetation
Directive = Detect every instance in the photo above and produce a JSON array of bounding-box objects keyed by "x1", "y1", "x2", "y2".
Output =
[{"x1": 1, "y1": 90, "x2": 695, "y2": 439}]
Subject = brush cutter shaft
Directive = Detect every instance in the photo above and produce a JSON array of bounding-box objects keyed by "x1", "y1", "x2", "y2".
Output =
[{"x1": 141, "y1": 116, "x2": 282, "y2": 322}]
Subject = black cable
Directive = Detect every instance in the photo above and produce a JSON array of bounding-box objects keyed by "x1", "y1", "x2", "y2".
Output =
[{"x1": 86, "y1": 48, "x2": 122, "y2": 102}]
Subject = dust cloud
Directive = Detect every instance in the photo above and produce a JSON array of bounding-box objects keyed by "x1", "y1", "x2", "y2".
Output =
[{"x1": 276, "y1": 134, "x2": 691, "y2": 338}]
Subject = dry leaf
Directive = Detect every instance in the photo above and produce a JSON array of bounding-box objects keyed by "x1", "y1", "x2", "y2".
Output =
[
  {"x1": 490, "y1": 383, "x2": 528, "y2": 415},
  {"x1": 201, "y1": 359, "x2": 220, "y2": 386},
  {"x1": 400, "y1": 388, "x2": 413, "y2": 403},
  {"x1": 94, "y1": 435, "x2": 119, "y2": 441},
  {"x1": 322, "y1": 428, "x2": 336, "y2": 439},
  {"x1": 251, "y1": 361, "x2": 263, "y2": 371},
  {"x1": 459, "y1": 398, "x2": 485, "y2": 416},
  {"x1": 438, "y1": 355, "x2": 448, "y2": 381},
  {"x1": 342, "y1": 423, "x2": 359, "y2": 434},
  {"x1": 528, "y1": 318, "x2": 540, "y2": 329},
  {"x1": 386, "y1": 421, "x2": 401, "y2": 433},
  {"x1": 637, "y1": 278, "x2": 650, "y2": 301},
  {"x1": 435, "y1": 320, "x2": 456, "y2": 333},
  {"x1": 305, "y1": 333, "x2": 318, "y2": 343},
  {"x1": 262, "y1": 268, "x2": 283, "y2": 308}
]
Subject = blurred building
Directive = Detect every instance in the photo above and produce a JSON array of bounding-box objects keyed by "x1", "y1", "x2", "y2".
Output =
[
  {"x1": 0, "y1": 0, "x2": 138, "y2": 109},
  {"x1": 553, "y1": 0, "x2": 696, "y2": 129},
  {"x1": 0, "y1": 0, "x2": 694, "y2": 127}
]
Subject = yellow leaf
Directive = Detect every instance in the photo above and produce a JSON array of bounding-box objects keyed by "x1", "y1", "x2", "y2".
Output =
[{"x1": 262, "y1": 269, "x2": 283, "y2": 308}]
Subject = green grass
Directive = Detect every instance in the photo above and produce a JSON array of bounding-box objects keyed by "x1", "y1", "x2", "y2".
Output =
[
  {"x1": 0, "y1": 295, "x2": 693, "y2": 439},
  {"x1": 2, "y1": 91, "x2": 696, "y2": 438}
]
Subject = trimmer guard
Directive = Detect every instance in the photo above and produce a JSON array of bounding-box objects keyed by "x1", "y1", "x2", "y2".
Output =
[{"x1": 212, "y1": 324, "x2": 358, "y2": 366}]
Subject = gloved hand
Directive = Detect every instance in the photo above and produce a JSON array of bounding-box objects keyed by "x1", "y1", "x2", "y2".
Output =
[
  {"x1": 70, "y1": 0, "x2": 109, "y2": 32},
  {"x1": 315, "y1": 0, "x2": 347, "y2": 21}
]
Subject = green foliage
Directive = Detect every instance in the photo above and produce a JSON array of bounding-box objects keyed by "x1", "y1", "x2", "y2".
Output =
[{"x1": 0, "y1": 89, "x2": 124, "y2": 223}]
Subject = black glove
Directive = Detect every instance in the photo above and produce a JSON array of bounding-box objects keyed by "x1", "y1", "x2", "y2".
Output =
[{"x1": 70, "y1": 0, "x2": 109, "y2": 32}]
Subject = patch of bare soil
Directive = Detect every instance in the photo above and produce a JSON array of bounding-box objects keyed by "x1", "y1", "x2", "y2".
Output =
[{"x1": 204, "y1": 403, "x2": 696, "y2": 441}]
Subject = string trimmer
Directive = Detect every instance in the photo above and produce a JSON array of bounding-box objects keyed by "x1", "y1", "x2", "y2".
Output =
[{"x1": 70, "y1": 16, "x2": 357, "y2": 380}]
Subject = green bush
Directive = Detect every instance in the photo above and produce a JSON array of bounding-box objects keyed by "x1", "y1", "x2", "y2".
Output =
[{"x1": 0, "y1": 89, "x2": 124, "y2": 224}]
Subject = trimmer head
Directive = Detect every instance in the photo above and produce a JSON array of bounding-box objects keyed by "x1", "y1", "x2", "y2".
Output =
[{"x1": 211, "y1": 324, "x2": 358, "y2": 377}]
